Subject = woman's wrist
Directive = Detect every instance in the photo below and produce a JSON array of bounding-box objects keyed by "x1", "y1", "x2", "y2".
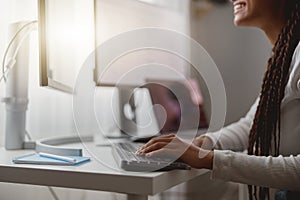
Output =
[
  {"x1": 194, "y1": 135, "x2": 214, "y2": 150},
  {"x1": 195, "y1": 148, "x2": 214, "y2": 169},
  {"x1": 193, "y1": 136, "x2": 203, "y2": 147}
]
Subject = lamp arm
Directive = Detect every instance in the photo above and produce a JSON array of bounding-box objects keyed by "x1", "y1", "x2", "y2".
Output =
[{"x1": 1, "y1": 20, "x2": 37, "y2": 83}]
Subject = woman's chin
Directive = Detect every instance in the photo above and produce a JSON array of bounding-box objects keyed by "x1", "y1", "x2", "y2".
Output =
[
  {"x1": 233, "y1": 20, "x2": 240, "y2": 26},
  {"x1": 234, "y1": 17, "x2": 252, "y2": 27},
  {"x1": 233, "y1": 16, "x2": 245, "y2": 26}
]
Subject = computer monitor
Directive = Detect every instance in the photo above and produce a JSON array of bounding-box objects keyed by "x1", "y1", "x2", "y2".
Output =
[
  {"x1": 38, "y1": 0, "x2": 96, "y2": 93},
  {"x1": 93, "y1": 0, "x2": 193, "y2": 88}
]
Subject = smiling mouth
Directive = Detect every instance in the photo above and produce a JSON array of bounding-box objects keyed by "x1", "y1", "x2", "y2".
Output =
[{"x1": 233, "y1": 2, "x2": 246, "y2": 14}]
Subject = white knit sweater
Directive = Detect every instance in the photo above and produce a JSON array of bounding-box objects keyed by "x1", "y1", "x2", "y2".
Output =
[{"x1": 204, "y1": 42, "x2": 300, "y2": 192}]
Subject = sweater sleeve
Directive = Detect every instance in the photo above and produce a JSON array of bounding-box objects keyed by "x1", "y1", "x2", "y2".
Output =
[
  {"x1": 211, "y1": 150, "x2": 300, "y2": 191},
  {"x1": 201, "y1": 98, "x2": 259, "y2": 151}
]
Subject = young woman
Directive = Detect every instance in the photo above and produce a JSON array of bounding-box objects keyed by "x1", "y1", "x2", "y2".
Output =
[{"x1": 136, "y1": 0, "x2": 300, "y2": 199}]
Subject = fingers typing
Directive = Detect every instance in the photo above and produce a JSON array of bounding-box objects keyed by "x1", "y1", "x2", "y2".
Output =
[{"x1": 136, "y1": 134, "x2": 176, "y2": 155}]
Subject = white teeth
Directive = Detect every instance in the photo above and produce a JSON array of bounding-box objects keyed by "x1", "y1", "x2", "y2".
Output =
[
  {"x1": 234, "y1": 3, "x2": 245, "y2": 11},
  {"x1": 235, "y1": 4, "x2": 242, "y2": 9}
]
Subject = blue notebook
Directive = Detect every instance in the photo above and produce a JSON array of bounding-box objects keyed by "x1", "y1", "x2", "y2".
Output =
[{"x1": 13, "y1": 153, "x2": 91, "y2": 166}]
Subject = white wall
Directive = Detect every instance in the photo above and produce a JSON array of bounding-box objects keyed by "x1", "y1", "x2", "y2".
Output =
[{"x1": 190, "y1": 4, "x2": 271, "y2": 124}]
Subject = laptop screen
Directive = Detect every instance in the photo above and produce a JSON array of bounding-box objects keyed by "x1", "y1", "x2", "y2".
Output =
[{"x1": 144, "y1": 79, "x2": 208, "y2": 134}]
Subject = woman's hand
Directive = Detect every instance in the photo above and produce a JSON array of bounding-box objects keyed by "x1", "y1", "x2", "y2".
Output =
[{"x1": 136, "y1": 134, "x2": 214, "y2": 169}]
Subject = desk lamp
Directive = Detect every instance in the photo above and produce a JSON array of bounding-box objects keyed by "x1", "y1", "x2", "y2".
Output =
[
  {"x1": 1, "y1": 21, "x2": 37, "y2": 150},
  {"x1": 1, "y1": 21, "x2": 89, "y2": 155}
]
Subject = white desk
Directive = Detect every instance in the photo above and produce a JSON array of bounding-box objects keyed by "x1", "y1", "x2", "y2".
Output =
[{"x1": 0, "y1": 141, "x2": 207, "y2": 200}]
